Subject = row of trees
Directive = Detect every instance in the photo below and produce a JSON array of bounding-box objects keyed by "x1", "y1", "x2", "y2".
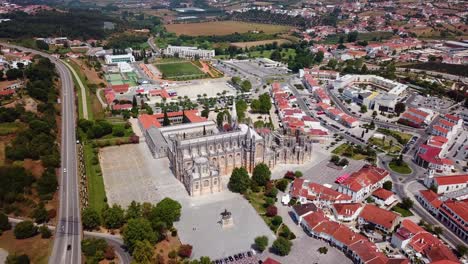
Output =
[{"x1": 251, "y1": 93, "x2": 272, "y2": 114}]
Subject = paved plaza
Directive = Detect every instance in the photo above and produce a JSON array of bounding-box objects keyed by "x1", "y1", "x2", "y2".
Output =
[
  {"x1": 169, "y1": 78, "x2": 236, "y2": 100},
  {"x1": 100, "y1": 143, "x2": 274, "y2": 259}
]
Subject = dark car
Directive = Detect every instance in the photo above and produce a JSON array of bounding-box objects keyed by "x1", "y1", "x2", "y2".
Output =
[
  {"x1": 229, "y1": 256, "x2": 234, "y2": 261},
  {"x1": 67, "y1": 244, "x2": 71, "y2": 251}
]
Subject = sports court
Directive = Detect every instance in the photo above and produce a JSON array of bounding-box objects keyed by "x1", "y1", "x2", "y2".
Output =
[{"x1": 106, "y1": 72, "x2": 138, "y2": 87}]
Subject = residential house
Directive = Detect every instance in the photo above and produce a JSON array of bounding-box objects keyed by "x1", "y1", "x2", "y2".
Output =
[
  {"x1": 338, "y1": 165, "x2": 391, "y2": 202},
  {"x1": 358, "y1": 204, "x2": 400, "y2": 233},
  {"x1": 371, "y1": 188, "x2": 397, "y2": 207}
]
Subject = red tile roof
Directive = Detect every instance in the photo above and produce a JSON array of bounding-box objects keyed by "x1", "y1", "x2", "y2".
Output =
[
  {"x1": 438, "y1": 119, "x2": 456, "y2": 128},
  {"x1": 332, "y1": 203, "x2": 362, "y2": 216},
  {"x1": 263, "y1": 258, "x2": 281, "y2": 264},
  {"x1": 138, "y1": 114, "x2": 162, "y2": 129},
  {"x1": 434, "y1": 174, "x2": 468, "y2": 186},
  {"x1": 340, "y1": 165, "x2": 389, "y2": 193},
  {"x1": 372, "y1": 188, "x2": 394, "y2": 201},
  {"x1": 303, "y1": 211, "x2": 328, "y2": 229},
  {"x1": 443, "y1": 114, "x2": 460, "y2": 123},
  {"x1": 418, "y1": 190, "x2": 442, "y2": 209},
  {"x1": 290, "y1": 178, "x2": 305, "y2": 198},
  {"x1": 417, "y1": 145, "x2": 454, "y2": 166},
  {"x1": 349, "y1": 240, "x2": 388, "y2": 264},
  {"x1": 359, "y1": 204, "x2": 399, "y2": 230},
  {"x1": 112, "y1": 84, "x2": 130, "y2": 93},
  {"x1": 333, "y1": 225, "x2": 366, "y2": 247},
  {"x1": 432, "y1": 125, "x2": 449, "y2": 135},
  {"x1": 401, "y1": 112, "x2": 424, "y2": 125},
  {"x1": 408, "y1": 107, "x2": 430, "y2": 118},
  {"x1": 307, "y1": 182, "x2": 352, "y2": 202},
  {"x1": 312, "y1": 220, "x2": 341, "y2": 236},
  {"x1": 441, "y1": 199, "x2": 468, "y2": 228}
]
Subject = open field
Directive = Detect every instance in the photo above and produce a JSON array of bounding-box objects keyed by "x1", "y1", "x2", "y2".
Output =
[
  {"x1": 165, "y1": 21, "x2": 292, "y2": 36},
  {"x1": 155, "y1": 62, "x2": 205, "y2": 79},
  {"x1": 231, "y1": 39, "x2": 291, "y2": 48},
  {"x1": 368, "y1": 137, "x2": 402, "y2": 154},
  {"x1": 0, "y1": 230, "x2": 52, "y2": 264},
  {"x1": 332, "y1": 143, "x2": 367, "y2": 160}
]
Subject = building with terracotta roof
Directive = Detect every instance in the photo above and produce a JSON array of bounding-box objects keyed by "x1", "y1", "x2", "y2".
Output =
[
  {"x1": 414, "y1": 144, "x2": 454, "y2": 173},
  {"x1": 424, "y1": 174, "x2": 468, "y2": 194},
  {"x1": 291, "y1": 203, "x2": 317, "y2": 225},
  {"x1": 263, "y1": 258, "x2": 281, "y2": 264},
  {"x1": 358, "y1": 204, "x2": 400, "y2": 233},
  {"x1": 438, "y1": 199, "x2": 468, "y2": 242},
  {"x1": 371, "y1": 188, "x2": 397, "y2": 207},
  {"x1": 391, "y1": 219, "x2": 460, "y2": 263},
  {"x1": 314, "y1": 87, "x2": 331, "y2": 104},
  {"x1": 331, "y1": 202, "x2": 363, "y2": 222},
  {"x1": 338, "y1": 165, "x2": 391, "y2": 202},
  {"x1": 417, "y1": 190, "x2": 443, "y2": 216},
  {"x1": 290, "y1": 179, "x2": 353, "y2": 205}
]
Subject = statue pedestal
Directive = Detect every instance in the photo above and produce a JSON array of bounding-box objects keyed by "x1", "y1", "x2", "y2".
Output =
[{"x1": 220, "y1": 209, "x2": 233, "y2": 229}]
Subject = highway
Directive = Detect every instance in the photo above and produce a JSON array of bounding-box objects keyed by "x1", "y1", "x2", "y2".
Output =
[{"x1": 0, "y1": 42, "x2": 82, "y2": 264}]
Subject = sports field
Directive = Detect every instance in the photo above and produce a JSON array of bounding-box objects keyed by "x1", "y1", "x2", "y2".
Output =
[
  {"x1": 155, "y1": 62, "x2": 205, "y2": 80},
  {"x1": 165, "y1": 21, "x2": 292, "y2": 36}
]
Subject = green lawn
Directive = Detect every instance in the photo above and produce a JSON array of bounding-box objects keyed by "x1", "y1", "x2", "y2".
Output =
[
  {"x1": 83, "y1": 143, "x2": 106, "y2": 213},
  {"x1": 369, "y1": 137, "x2": 402, "y2": 154},
  {"x1": 155, "y1": 62, "x2": 205, "y2": 80},
  {"x1": 376, "y1": 128, "x2": 413, "y2": 145},
  {"x1": 332, "y1": 143, "x2": 367, "y2": 160},
  {"x1": 389, "y1": 160, "x2": 412, "y2": 174},
  {"x1": 65, "y1": 60, "x2": 93, "y2": 120},
  {"x1": 392, "y1": 203, "x2": 414, "y2": 217}
]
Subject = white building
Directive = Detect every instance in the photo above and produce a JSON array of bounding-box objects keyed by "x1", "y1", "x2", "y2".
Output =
[
  {"x1": 164, "y1": 45, "x2": 215, "y2": 59},
  {"x1": 334, "y1": 74, "x2": 408, "y2": 96},
  {"x1": 105, "y1": 53, "x2": 136, "y2": 64}
]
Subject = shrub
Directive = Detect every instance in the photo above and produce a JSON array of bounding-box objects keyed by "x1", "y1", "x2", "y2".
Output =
[
  {"x1": 39, "y1": 225, "x2": 52, "y2": 238},
  {"x1": 104, "y1": 246, "x2": 116, "y2": 260},
  {"x1": 266, "y1": 187, "x2": 278, "y2": 198},
  {"x1": 0, "y1": 212, "x2": 11, "y2": 231},
  {"x1": 266, "y1": 205, "x2": 278, "y2": 217},
  {"x1": 82, "y1": 207, "x2": 101, "y2": 230},
  {"x1": 14, "y1": 221, "x2": 37, "y2": 239},
  {"x1": 168, "y1": 250, "x2": 177, "y2": 259},
  {"x1": 254, "y1": 236, "x2": 268, "y2": 252},
  {"x1": 275, "y1": 179, "x2": 289, "y2": 192},
  {"x1": 294, "y1": 171, "x2": 303, "y2": 178},
  {"x1": 178, "y1": 244, "x2": 193, "y2": 258}
]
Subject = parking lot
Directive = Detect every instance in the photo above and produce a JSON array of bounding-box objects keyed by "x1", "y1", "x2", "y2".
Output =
[
  {"x1": 259, "y1": 236, "x2": 352, "y2": 264},
  {"x1": 409, "y1": 94, "x2": 454, "y2": 111},
  {"x1": 100, "y1": 143, "x2": 275, "y2": 260}
]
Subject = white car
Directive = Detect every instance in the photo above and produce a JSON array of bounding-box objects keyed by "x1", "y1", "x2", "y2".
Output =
[{"x1": 63, "y1": 168, "x2": 67, "y2": 173}]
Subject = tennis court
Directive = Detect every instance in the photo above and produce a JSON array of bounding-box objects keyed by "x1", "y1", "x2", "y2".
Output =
[{"x1": 106, "y1": 72, "x2": 138, "y2": 87}]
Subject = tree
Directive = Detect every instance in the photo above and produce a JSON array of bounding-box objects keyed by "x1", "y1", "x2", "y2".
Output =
[
  {"x1": 272, "y1": 237, "x2": 292, "y2": 256},
  {"x1": 14, "y1": 221, "x2": 37, "y2": 239},
  {"x1": 122, "y1": 218, "x2": 157, "y2": 253},
  {"x1": 338, "y1": 158, "x2": 349, "y2": 167},
  {"x1": 331, "y1": 155, "x2": 340, "y2": 164},
  {"x1": 394, "y1": 102, "x2": 406, "y2": 115},
  {"x1": 295, "y1": 171, "x2": 303, "y2": 178},
  {"x1": 276, "y1": 179, "x2": 289, "y2": 192},
  {"x1": 240, "y1": 80, "x2": 252, "y2": 92},
  {"x1": 383, "y1": 181, "x2": 393, "y2": 191},
  {"x1": 82, "y1": 207, "x2": 101, "y2": 230},
  {"x1": 39, "y1": 225, "x2": 52, "y2": 238},
  {"x1": 178, "y1": 244, "x2": 193, "y2": 258},
  {"x1": 457, "y1": 244, "x2": 467, "y2": 257},
  {"x1": 433, "y1": 226, "x2": 443, "y2": 236},
  {"x1": 6, "y1": 68, "x2": 23, "y2": 80},
  {"x1": 102, "y1": 204, "x2": 125, "y2": 229},
  {"x1": 6, "y1": 254, "x2": 30, "y2": 264},
  {"x1": 401, "y1": 197, "x2": 414, "y2": 210},
  {"x1": 104, "y1": 245, "x2": 115, "y2": 260},
  {"x1": 266, "y1": 205, "x2": 278, "y2": 217},
  {"x1": 126, "y1": 201, "x2": 142, "y2": 220},
  {"x1": 252, "y1": 163, "x2": 271, "y2": 186},
  {"x1": 36, "y1": 40, "x2": 49, "y2": 51},
  {"x1": 271, "y1": 216, "x2": 283, "y2": 226},
  {"x1": 132, "y1": 96, "x2": 137, "y2": 108},
  {"x1": 32, "y1": 203, "x2": 48, "y2": 224},
  {"x1": 254, "y1": 236, "x2": 268, "y2": 252},
  {"x1": 318, "y1": 246, "x2": 328, "y2": 254},
  {"x1": 150, "y1": 198, "x2": 182, "y2": 227},
  {"x1": 360, "y1": 105, "x2": 368, "y2": 113},
  {"x1": 0, "y1": 212, "x2": 11, "y2": 231},
  {"x1": 231, "y1": 76, "x2": 241, "y2": 85},
  {"x1": 228, "y1": 167, "x2": 251, "y2": 193},
  {"x1": 162, "y1": 110, "x2": 171, "y2": 126},
  {"x1": 132, "y1": 240, "x2": 154, "y2": 264}
]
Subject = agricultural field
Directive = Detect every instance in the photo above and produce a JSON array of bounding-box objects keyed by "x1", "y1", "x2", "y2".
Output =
[
  {"x1": 230, "y1": 39, "x2": 291, "y2": 48},
  {"x1": 155, "y1": 61, "x2": 206, "y2": 80},
  {"x1": 165, "y1": 21, "x2": 292, "y2": 36}
]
